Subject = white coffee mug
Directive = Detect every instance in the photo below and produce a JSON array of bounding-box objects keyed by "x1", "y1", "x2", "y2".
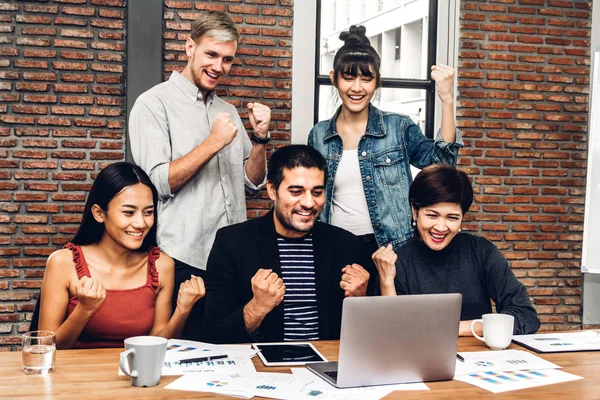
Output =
[
  {"x1": 119, "y1": 336, "x2": 167, "y2": 387},
  {"x1": 470, "y1": 313, "x2": 514, "y2": 350}
]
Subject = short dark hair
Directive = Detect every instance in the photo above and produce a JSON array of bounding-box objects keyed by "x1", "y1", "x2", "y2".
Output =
[
  {"x1": 409, "y1": 164, "x2": 473, "y2": 215},
  {"x1": 267, "y1": 145, "x2": 328, "y2": 191},
  {"x1": 332, "y1": 25, "x2": 382, "y2": 87},
  {"x1": 71, "y1": 162, "x2": 158, "y2": 252}
]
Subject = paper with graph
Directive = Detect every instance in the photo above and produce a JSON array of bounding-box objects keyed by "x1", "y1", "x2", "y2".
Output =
[
  {"x1": 455, "y1": 349, "x2": 560, "y2": 376},
  {"x1": 455, "y1": 368, "x2": 582, "y2": 393},
  {"x1": 512, "y1": 331, "x2": 600, "y2": 353}
]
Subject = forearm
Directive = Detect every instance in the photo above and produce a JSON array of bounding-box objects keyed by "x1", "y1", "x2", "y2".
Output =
[
  {"x1": 459, "y1": 320, "x2": 481, "y2": 337},
  {"x1": 243, "y1": 299, "x2": 268, "y2": 334},
  {"x1": 49, "y1": 306, "x2": 95, "y2": 350},
  {"x1": 244, "y1": 142, "x2": 267, "y2": 186},
  {"x1": 439, "y1": 99, "x2": 456, "y2": 143},
  {"x1": 151, "y1": 307, "x2": 191, "y2": 339},
  {"x1": 379, "y1": 280, "x2": 397, "y2": 296},
  {"x1": 168, "y1": 138, "x2": 223, "y2": 193}
]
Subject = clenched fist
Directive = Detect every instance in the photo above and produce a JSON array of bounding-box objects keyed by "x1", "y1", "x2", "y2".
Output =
[
  {"x1": 210, "y1": 112, "x2": 238, "y2": 149},
  {"x1": 176, "y1": 275, "x2": 205, "y2": 314},
  {"x1": 75, "y1": 276, "x2": 106, "y2": 314},
  {"x1": 250, "y1": 268, "x2": 285, "y2": 316},
  {"x1": 431, "y1": 64, "x2": 455, "y2": 104},
  {"x1": 247, "y1": 102, "x2": 271, "y2": 138},
  {"x1": 372, "y1": 244, "x2": 397, "y2": 287},
  {"x1": 340, "y1": 263, "x2": 369, "y2": 297}
]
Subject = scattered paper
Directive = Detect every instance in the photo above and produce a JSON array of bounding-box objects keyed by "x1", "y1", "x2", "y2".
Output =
[
  {"x1": 164, "y1": 339, "x2": 258, "y2": 362},
  {"x1": 166, "y1": 373, "x2": 254, "y2": 398},
  {"x1": 291, "y1": 368, "x2": 429, "y2": 400},
  {"x1": 512, "y1": 331, "x2": 600, "y2": 353},
  {"x1": 455, "y1": 349, "x2": 561, "y2": 376},
  {"x1": 119, "y1": 339, "x2": 257, "y2": 376},
  {"x1": 454, "y1": 368, "x2": 582, "y2": 393}
]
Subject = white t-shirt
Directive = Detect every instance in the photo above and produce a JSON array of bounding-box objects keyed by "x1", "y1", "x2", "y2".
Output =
[{"x1": 330, "y1": 149, "x2": 374, "y2": 235}]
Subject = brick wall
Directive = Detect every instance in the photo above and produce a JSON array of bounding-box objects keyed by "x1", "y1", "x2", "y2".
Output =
[
  {"x1": 457, "y1": 0, "x2": 593, "y2": 331},
  {"x1": 0, "y1": 0, "x2": 127, "y2": 348},
  {"x1": 0, "y1": 0, "x2": 292, "y2": 349}
]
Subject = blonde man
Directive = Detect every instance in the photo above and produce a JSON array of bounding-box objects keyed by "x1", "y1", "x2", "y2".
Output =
[{"x1": 129, "y1": 11, "x2": 271, "y2": 340}]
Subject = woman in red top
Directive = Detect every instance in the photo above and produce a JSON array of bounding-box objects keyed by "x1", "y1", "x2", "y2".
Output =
[{"x1": 39, "y1": 162, "x2": 205, "y2": 349}]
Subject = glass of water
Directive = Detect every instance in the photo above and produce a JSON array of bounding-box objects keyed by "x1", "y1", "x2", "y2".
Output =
[{"x1": 21, "y1": 331, "x2": 56, "y2": 374}]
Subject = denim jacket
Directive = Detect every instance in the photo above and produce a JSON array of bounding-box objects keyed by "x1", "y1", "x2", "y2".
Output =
[{"x1": 308, "y1": 105, "x2": 463, "y2": 250}]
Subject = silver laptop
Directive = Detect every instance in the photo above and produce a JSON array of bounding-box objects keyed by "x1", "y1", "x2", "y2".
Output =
[{"x1": 307, "y1": 293, "x2": 462, "y2": 388}]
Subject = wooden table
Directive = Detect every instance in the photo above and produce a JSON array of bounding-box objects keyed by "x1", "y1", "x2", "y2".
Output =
[{"x1": 1, "y1": 338, "x2": 600, "y2": 399}]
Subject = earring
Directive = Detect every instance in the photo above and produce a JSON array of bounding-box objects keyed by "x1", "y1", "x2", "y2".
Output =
[
  {"x1": 458, "y1": 228, "x2": 462, "y2": 233},
  {"x1": 411, "y1": 220, "x2": 416, "y2": 228}
]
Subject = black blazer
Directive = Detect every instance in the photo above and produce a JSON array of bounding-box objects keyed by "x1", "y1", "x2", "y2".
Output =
[{"x1": 203, "y1": 210, "x2": 362, "y2": 344}]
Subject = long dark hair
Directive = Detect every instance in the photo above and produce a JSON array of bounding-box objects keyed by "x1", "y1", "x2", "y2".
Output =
[
  {"x1": 332, "y1": 25, "x2": 382, "y2": 87},
  {"x1": 71, "y1": 162, "x2": 158, "y2": 252},
  {"x1": 409, "y1": 164, "x2": 473, "y2": 215}
]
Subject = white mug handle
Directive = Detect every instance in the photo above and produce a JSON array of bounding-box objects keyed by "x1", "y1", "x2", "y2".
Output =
[
  {"x1": 471, "y1": 319, "x2": 485, "y2": 342},
  {"x1": 119, "y1": 348, "x2": 139, "y2": 378}
]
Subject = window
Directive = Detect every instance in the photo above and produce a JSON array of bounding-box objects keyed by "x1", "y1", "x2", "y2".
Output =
[
  {"x1": 291, "y1": 0, "x2": 459, "y2": 144},
  {"x1": 315, "y1": 0, "x2": 437, "y2": 136}
]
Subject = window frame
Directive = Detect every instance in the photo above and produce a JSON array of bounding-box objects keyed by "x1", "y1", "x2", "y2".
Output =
[
  {"x1": 290, "y1": 0, "x2": 460, "y2": 144},
  {"x1": 313, "y1": 0, "x2": 440, "y2": 138}
]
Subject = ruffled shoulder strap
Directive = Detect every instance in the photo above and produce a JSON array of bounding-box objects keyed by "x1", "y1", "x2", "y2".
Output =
[
  {"x1": 63, "y1": 242, "x2": 91, "y2": 279},
  {"x1": 146, "y1": 246, "x2": 160, "y2": 290}
]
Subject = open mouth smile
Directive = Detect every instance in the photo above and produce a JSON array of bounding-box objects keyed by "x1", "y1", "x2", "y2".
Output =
[
  {"x1": 125, "y1": 231, "x2": 144, "y2": 238},
  {"x1": 429, "y1": 232, "x2": 447, "y2": 243},
  {"x1": 205, "y1": 71, "x2": 220, "y2": 80}
]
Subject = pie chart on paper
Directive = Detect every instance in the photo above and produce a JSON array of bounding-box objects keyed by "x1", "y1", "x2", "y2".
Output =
[{"x1": 207, "y1": 380, "x2": 229, "y2": 387}]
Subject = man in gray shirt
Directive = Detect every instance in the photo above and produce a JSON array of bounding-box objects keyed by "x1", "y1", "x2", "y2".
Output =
[{"x1": 128, "y1": 11, "x2": 271, "y2": 340}]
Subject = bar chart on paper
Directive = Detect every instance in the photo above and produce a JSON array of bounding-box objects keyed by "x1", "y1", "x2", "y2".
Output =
[
  {"x1": 455, "y1": 369, "x2": 582, "y2": 393},
  {"x1": 454, "y1": 350, "x2": 560, "y2": 376}
]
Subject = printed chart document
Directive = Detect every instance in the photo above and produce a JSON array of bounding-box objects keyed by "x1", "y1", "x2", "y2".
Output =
[
  {"x1": 512, "y1": 330, "x2": 600, "y2": 353},
  {"x1": 455, "y1": 349, "x2": 561, "y2": 376},
  {"x1": 454, "y1": 369, "x2": 582, "y2": 394},
  {"x1": 164, "y1": 339, "x2": 258, "y2": 362},
  {"x1": 119, "y1": 339, "x2": 257, "y2": 376},
  {"x1": 291, "y1": 368, "x2": 429, "y2": 400},
  {"x1": 166, "y1": 371, "x2": 311, "y2": 399}
]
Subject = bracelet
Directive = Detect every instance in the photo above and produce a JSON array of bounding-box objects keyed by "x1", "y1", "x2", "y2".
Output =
[{"x1": 251, "y1": 131, "x2": 270, "y2": 145}]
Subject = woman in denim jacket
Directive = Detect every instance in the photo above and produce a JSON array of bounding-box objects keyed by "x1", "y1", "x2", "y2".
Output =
[{"x1": 308, "y1": 25, "x2": 463, "y2": 290}]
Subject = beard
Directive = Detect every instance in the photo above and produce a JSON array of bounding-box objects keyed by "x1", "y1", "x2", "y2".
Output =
[{"x1": 274, "y1": 206, "x2": 319, "y2": 236}]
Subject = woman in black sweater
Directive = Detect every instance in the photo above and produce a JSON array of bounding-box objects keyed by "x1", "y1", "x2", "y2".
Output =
[{"x1": 373, "y1": 164, "x2": 540, "y2": 335}]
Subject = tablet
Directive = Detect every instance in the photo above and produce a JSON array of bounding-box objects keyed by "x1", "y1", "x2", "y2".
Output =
[{"x1": 252, "y1": 342, "x2": 328, "y2": 366}]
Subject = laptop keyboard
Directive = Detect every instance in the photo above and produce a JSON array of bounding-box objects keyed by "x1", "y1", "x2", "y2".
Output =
[{"x1": 324, "y1": 370, "x2": 338, "y2": 382}]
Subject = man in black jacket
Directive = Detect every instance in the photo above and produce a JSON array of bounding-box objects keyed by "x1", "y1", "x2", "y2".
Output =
[{"x1": 203, "y1": 145, "x2": 370, "y2": 344}]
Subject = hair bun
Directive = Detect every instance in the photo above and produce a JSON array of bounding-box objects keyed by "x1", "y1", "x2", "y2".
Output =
[{"x1": 339, "y1": 25, "x2": 370, "y2": 46}]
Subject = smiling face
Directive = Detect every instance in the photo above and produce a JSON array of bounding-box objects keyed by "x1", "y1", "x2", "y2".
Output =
[
  {"x1": 268, "y1": 167, "x2": 326, "y2": 239},
  {"x1": 331, "y1": 66, "x2": 377, "y2": 116},
  {"x1": 412, "y1": 202, "x2": 463, "y2": 251},
  {"x1": 182, "y1": 35, "x2": 237, "y2": 98},
  {"x1": 94, "y1": 183, "x2": 155, "y2": 251}
]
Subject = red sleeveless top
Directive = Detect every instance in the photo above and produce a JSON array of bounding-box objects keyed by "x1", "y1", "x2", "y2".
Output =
[{"x1": 65, "y1": 242, "x2": 160, "y2": 349}]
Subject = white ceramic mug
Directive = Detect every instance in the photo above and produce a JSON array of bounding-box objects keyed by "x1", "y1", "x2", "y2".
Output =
[
  {"x1": 470, "y1": 313, "x2": 514, "y2": 350},
  {"x1": 119, "y1": 336, "x2": 167, "y2": 387}
]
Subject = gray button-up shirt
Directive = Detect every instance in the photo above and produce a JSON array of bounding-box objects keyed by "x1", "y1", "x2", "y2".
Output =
[{"x1": 129, "y1": 71, "x2": 264, "y2": 270}]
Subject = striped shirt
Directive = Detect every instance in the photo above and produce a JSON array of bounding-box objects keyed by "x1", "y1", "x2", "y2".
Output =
[{"x1": 277, "y1": 234, "x2": 320, "y2": 341}]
